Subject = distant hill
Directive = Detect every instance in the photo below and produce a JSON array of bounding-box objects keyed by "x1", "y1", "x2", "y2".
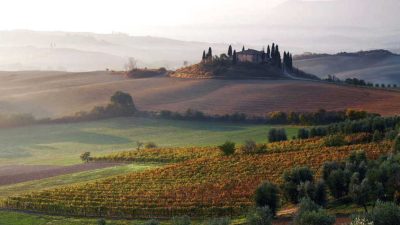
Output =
[
  {"x1": 294, "y1": 50, "x2": 400, "y2": 84},
  {"x1": 1, "y1": 71, "x2": 400, "y2": 118},
  {"x1": 0, "y1": 30, "x2": 240, "y2": 71}
]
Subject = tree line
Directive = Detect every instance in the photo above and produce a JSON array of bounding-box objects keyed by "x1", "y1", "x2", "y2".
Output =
[{"x1": 325, "y1": 75, "x2": 399, "y2": 89}]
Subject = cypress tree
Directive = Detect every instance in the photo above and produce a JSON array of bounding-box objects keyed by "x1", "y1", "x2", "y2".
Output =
[
  {"x1": 267, "y1": 45, "x2": 271, "y2": 59},
  {"x1": 202, "y1": 50, "x2": 206, "y2": 61},
  {"x1": 289, "y1": 54, "x2": 293, "y2": 69},
  {"x1": 207, "y1": 47, "x2": 212, "y2": 60},
  {"x1": 242, "y1": 46, "x2": 245, "y2": 52},
  {"x1": 283, "y1": 51, "x2": 287, "y2": 67},
  {"x1": 232, "y1": 50, "x2": 237, "y2": 65},
  {"x1": 228, "y1": 45, "x2": 233, "y2": 57},
  {"x1": 271, "y1": 43, "x2": 275, "y2": 59}
]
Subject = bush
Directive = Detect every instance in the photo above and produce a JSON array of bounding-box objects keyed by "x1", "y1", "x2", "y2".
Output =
[
  {"x1": 366, "y1": 201, "x2": 400, "y2": 225},
  {"x1": 254, "y1": 181, "x2": 280, "y2": 216},
  {"x1": 218, "y1": 141, "x2": 236, "y2": 155},
  {"x1": 144, "y1": 219, "x2": 160, "y2": 225},
  {"x1": 323, "y1": 135, "x2": 346, "y2": 147},
  {"x1": 297, "y1": 128, "x2": 310, "y2": 139},
  {"x1": 372, "y1": 130, "x2": 383, "y2": 142},
  {"x1": 172, "y1": 216, "x2": 191, "y2": 225},
  {"x1": 145, "y1": 142, "x2": 157, "y2": 149},
  {"x1": 293, "y1": 198, "x2": 335, "y2": 225},
  {"x1": 246, "y1": 206, "x2": 273, "y2": 225},
  {"x1": 80, "y1": 152, "x2": 91, "y2": 163},
  {"x1": 282, "y1": 167, "x2": 314, "y2": 203},
  {"x1": 326, "y1": 169, "x2": 349, "y2": 199},
  {"x1": 268, "y1": 128, "x2": 287, "y2": 143},
  {"x1": 241, "y1": 140, "x2": 267, "y2": 154},
  {"x1": 97, "y1": 218, "x2": 106, "y2": 225},
  {"x1": 241, "y1": 140, "x2": 257, "y2": 154},
  {"x1": 206, "y1": 217, "x2": 231, "y2": 225}
]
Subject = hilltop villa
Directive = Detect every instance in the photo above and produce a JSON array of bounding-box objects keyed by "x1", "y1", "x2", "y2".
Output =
[{"x1": 237, "y1": 49, "x2": 266, "y2": 63}]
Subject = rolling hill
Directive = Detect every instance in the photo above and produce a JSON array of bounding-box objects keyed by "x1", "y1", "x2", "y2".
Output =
[
  {"x1": 1, "y1": 71, "x2": 400, "y2": 118},
  {"x1": 294, "y1": 50, "x2": 400, "y2": 84}
]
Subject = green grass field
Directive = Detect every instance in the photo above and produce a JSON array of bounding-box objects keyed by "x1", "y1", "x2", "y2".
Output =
[{"x1": 0, "y1": 117, "x2": 299, "y2": 166}]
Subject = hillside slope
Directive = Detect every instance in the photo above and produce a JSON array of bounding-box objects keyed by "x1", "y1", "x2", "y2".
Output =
[
  {"x1": 1, "y1": 71, "x2": 400, "y2": 118},
  {"x1": 294, "y1": 50, "x2": 400, "y2": 84}
]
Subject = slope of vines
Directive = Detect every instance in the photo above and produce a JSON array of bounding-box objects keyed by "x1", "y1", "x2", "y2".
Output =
[{"x1": 2, "y1": 141, "x2": 391, "y2": 219}]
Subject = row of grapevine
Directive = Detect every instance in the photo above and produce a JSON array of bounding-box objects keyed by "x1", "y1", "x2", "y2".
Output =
[{"x1": 2, "y1": 141, "x2": 391, "y2": 218}]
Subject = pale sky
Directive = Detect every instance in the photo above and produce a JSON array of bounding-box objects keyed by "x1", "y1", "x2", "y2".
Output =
[
  {"x1": 0, "y1": 0, "x2": 285, "y2": 34},
  {"x1": 0, "y1": 0, "x2": 398, "y2": 44}
]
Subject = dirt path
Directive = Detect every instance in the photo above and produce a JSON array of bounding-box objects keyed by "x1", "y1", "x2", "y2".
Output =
[{"x1": 0, "y1": 162, "x2": 123, "y2": 186}]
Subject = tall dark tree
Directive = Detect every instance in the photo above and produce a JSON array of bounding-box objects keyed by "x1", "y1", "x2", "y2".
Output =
[
  {"x1": 232, "y1": 50, "x2": 237, "y2": 65},
  {"x1": 228, "y1": 45, "x2": 233, "y2": 57},
  {"x1": 271, "y1": 43, "x2": 275, "y2": 59},
  {"x1": 207, "y1": 47, "x2": 213, "y2": 60},
  {"x1": 267, "y1": 45, "x2": 271, "y2": 59},
  {"x1": 242, "y1": 46, "x2": 245, "y2": 52},
  {"x1": 202, "y1": 50, "x2": 206, "y2": 61}
]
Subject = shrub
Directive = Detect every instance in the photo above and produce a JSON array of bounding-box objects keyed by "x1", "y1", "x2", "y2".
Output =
[
  {"x1": 80, "y1": 152, "x2": 91, "y2": 163},
  {"x1": 218, "y1": 141, "x2": 236, "y2": 155},
  {"x1": 293, "y1": 198, "x2": 335, "y2": 225},
  {"x1": 297, "y1": 128, "x2": 310, "y2": 139},
  {"x1": 241, "y1": 140, "x2": 257, "y2": 154},
  {"x1": 144, "y1": 219, "x2": 160, "y2": 225},
  {"x1": 241, "y1": 140, "x2": 267, "y2": 154},
  {"x1": 268, "y1": 128, "x2": 287, "y2": 143},
  {"x1": 372, "y1": 130, "x2": 383, "y2": 143},
  {"x1": 97, "y1": 218, "x2": 106, "y2": 225},
  {"x1": 254, "y1": 181, "x2": 280, "y2": 216},
  {"x1": 282, "y1": 167, "x2": 314, "y2": 203},
  {"x1": 326, "y1": 169, "x2": 349, "y2": 199},
  {"x1": 323, "y1": 135, "x2": 346, "y2": 147},
  {"x1": 145, "y1": 142, "x2": 157, "y2": 149},
  {"x1": 246, "y1": 206, "x2": 273, "y2": 225},
  {"x1": 206, "y1": 217, "x2": 231, "y2": 225},
  {"x1": 366, "y1": 201, "x2": 400, "y2": 225},
  {"x1": 172, "y1": 215, "x2": 191, "y2": 225}
]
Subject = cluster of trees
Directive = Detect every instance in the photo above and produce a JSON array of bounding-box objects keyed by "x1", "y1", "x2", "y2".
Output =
[
  {"x1": 249, "y1": 148, "x2": 400, "y2": 225},
  {"x1": 298, "y1": 115, "x2": 400, "y2": 140},
  {"x1": 268, "y1": 128, "x2": 287, "y2": 143},
  {"x1": 325, "y1": 75, "x2": 399, "y2": 89},
  {"x1": 54, "y1": 91, "x2": 137, "y2": 123},
  {"x1": 200, "y1": 43, "x2": 293, "y2": 70},
  {"x1": 150, "y1": 108, "x2": 372, "y2": 126}
]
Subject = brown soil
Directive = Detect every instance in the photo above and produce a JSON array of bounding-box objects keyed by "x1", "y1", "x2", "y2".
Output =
[
  {"x1": 0, "y1": 71, "x2": 400, "y2": 117},
  {"x1": 0, "y1": 162, "x2": 122, "y2": 186}
]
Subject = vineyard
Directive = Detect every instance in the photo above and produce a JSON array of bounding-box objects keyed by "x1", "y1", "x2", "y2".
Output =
[{"x1": 2, "y1": 139, "x2": 392, "y2": 219}]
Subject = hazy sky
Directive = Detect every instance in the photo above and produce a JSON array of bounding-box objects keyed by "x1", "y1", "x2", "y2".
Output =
[
  {"x1": 0, "y1": 0, "x2": 283, "y2": 32},
  {"x1": 0, "y1": 0, "x2": 399, "y2": 44}
]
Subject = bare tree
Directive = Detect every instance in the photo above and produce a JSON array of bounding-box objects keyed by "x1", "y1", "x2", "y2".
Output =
[{"x1": 124, "y1": 57, "x2": 137, "y2": 71}]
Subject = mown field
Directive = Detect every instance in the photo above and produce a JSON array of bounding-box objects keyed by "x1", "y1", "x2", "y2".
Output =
[{"x1": 0, "y1": 117, "x2": 298, "y2": 166}]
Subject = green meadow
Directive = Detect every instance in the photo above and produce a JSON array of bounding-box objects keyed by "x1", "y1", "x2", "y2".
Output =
[{"x1": 0, "y1": 117, "x2": 299, "y2": 166}]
